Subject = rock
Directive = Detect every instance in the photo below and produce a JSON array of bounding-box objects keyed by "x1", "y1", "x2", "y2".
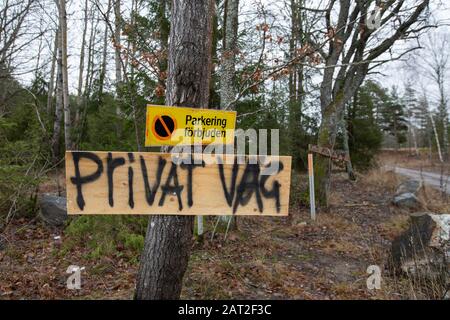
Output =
[
  {"x1": 389, "y1": 212, "x2": 450, "y2": 281},
  {"x1": 395, "y1": 179, "x2": 422, "y2": 196},
  {"x1": 38, "y1": 194, "x2": 67, "y2": 226},
  {"x1": 393, "y1": 192, "x2": 422, "y2": 209},
  {"x1": 393, "y1": 179, "x2": 424, "y2": 209}
]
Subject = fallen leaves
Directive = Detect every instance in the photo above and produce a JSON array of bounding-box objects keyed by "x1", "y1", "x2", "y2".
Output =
[{"x1": 1, "y1": 171, "x2": 405, "y2": 300}]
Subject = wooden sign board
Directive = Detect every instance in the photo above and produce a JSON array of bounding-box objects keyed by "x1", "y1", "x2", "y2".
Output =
[
  {"x1": 65, "y1": 151, "x2": 291, "y2": 216},
  {"x1": 308, "y1": 144, "x2": 350, "y2": 162},
  {"x1": 145, "y1": 105, "x2": 237, "y2": 146}
]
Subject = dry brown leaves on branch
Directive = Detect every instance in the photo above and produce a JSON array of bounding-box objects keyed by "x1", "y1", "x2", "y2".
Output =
[
  {"x1": 256, "y1": 23, "x2": 269, "y2": 32},
  {"x1": 154, "y1": 84, "x2": 165, "y2": 97}
]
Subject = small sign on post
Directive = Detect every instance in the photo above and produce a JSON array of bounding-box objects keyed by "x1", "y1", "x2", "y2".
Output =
[
  {"x1": 308, "y1": 153, "x2": 316, "y2": 221},
  {"x1": 145, "y1": 105, "x2": 237, "y2": 146},
  {"x1": 308, "y1": 144, "x2": 349, "y2": 162},
  {"x1": 144, "y1": 105, "x2": 238, "y2": 232}
]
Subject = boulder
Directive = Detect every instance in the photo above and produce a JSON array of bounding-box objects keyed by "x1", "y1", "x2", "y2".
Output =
[
  {"x1": 389, "y1": 212, "x2": 450, "y2": 281},
  {"x1": 38, "y1": 194, "x2": 68, "y2": 226},
  {"x1": 393, "y1": 192, "x2": 422, "y2": 210},
  {"x1": 395, "y1": 179, "x2": 422, "y2": 196},
  {"x1": 392, "y1": 179, "x2": 423, "y2": 210}
]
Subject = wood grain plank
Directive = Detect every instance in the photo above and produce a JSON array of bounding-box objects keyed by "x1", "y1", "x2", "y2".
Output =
[{"x1": 65, "y1": 151, "x2": 291, "y2": 216}]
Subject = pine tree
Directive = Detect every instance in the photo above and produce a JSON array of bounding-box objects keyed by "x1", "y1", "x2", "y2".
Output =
[
  {"x1": 343, "y1": 81, "x2": 382, "y2": 170},
  {"x1": 380, "y1": 86, "x2": 408, "y2": 149}
]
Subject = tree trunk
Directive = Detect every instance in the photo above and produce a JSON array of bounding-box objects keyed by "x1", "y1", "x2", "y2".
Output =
[
  {"x1": 114, "y1": 0, "x2": 122, "y2": 102},
  {"x1": 58, "y1": 0, "x2": 71, "y2": 150},
  {"x1": 220, "y1": 0, "x2": 238, "y2": 110},
  {"x1": 288, "y1": 0, "x2": 304, "y2": 170},
  {"x1": 85, "y1": 9, "x2": 98, "y2": 98},
  {"x1": 442, "y1": 113, "x2": 448, "y2": 161},
  {"x1": 218, "y1": 0, "x2": 238, "y2": 228},
  {"x1": 77, "y1": 8, "x2": 97, "y2": 146},
  {"x1": 75, "y1": 0, "x2": 89, "y2": 126},
  {"x1": 315, "y1": 92, "x2": 345, "y2": 207},
  {"x1": 430, "y1": 113, "x2": 443, "y2": 163},
  {"x1": 129, "y1": 0, "x2": 137, "y2": 80},
  {"x1": 98, "y1": 0, "x2": 112, "y2": 101},
  {"x1": 410, "y1": 124, "x2": 419, "y2": 156},
  {"x1": 46, "y1": 28, "x2": 58, "y2": 115},
  {"x1": 341, "y1": 103, "x2": 355, "y2": 180},
  {"x1": 134, "y1": 0, "x2": 214, "y2": 300},
  {"x1": 51, "y1": 37, "x2": 63, "y2": 161},
  {"x1": 155, "y1": 0, "x2": 169, "y2": 105}
]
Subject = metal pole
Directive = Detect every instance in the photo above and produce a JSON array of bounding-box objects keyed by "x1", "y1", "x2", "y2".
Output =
[
  {"x1": 308, "y1": 153, "x2": 316, "y2": 221},
  {"x1": 197, "y1": 215, "x2": 203, "y2": 236}
]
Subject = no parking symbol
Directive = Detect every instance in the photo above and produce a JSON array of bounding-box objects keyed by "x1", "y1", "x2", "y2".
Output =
[
  {"x1": 145, "y1": 104, "x2": 236, "y2": 146},
  {"x1": 152, "y1": 115, "x2": 177, "y2": 140}
]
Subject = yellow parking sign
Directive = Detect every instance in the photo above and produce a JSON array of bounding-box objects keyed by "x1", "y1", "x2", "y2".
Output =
[{"x1": 145, "y1": 105, "x2": 237, "y2": 146}]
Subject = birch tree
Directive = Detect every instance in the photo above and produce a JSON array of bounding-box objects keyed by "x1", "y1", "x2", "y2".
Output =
[
  {"x1": 288, "y1": 0, "x2": 305, "y2": 168},
  {"x1": 220, "y1": 0, "x2": 239, "y2": 111},
  {"x1": 417, "y1": 33, "x2": 450, "y2": 160},
  {"x1": 51, "y1": 28, "x2": 63, "y2": 160},
  {"x1": 56, "y1": 0, "x2": 71, "y2": 149},
  {"x1": 218, "y1": 0, "x2": 239, "y2": 228},
  {"x1": 341, "y1": 101, "x2": 355, "y2": 180},
  {"x1": 46, "y1": 28, "x2": 58, "y2": 115},
  {"x1": 113, "y1": 0, "x2": 122, "y2": 104},
  {"x1": 75, "y1": 0, "x2": 89, "y2": 126},
  {"x1": 98, "y1": 0, "x2": 112, "y2": 101}
]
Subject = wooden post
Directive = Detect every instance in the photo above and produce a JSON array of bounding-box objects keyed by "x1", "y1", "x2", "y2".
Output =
[
  {"x1": 308, "y1": 153, "x2": 316, "y2": 221},
  {"x1": 196, "y1": 216, "x2": 203, "y2": 236}
]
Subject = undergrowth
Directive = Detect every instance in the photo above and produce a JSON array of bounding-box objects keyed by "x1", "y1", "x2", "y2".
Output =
[{"x1": 61, "y1": 216, "x2": 148, "y2": 262}]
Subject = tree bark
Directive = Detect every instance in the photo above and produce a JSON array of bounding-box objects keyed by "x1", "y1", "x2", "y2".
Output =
[
  {"x1": 46, "y1": 28, "x2": 58, "y2": 115},
  {"x1": 51, "y1": 31, "x2": 63, "y2": 161},
  {"x1": 439, "y1": 91, "x2": 448, "y2": 161},
  {"x1": 134, "y1": 0, "x2": 214, "y2": 300},
  {"x1": 220, "y1": 0, "x2": 238, "y2": 111},
  {"x1": 75, "y1": 0, "x2": 89, "y2": 126},
  {"x1": 155, "y1": 0, "x2": 169, "y2": 105},
  {"x1": 410, "y1": 123, "x2": 419, "y2": 156},
  {"x1": 77, "y1": 7, "x2": 97, "y2": 146},
  {"x1": 114, "y1": 0, "x2": 122, "y2": 102},
  {"x1": 430, "y1": 113, "x2": 443, "y2": 163},
  {"x1": 85, "y1": 9, "x2": 98, "y2": 98},
  {"x1": 58, "y1": 0, "x2": 71, "y2": 150},
  {"x1": 218, "y1": 0, "x2": 238, "y2": 228},
  {"x1": 316, "y1": 96, "x2": 342, "y2": 207},
  {"x1": 98, "y1": 0, "x2": 112, "y2": 101},
  {"x1": 288, "y1": 0, "x2": 304, "y2": 170},
  {"x1": 341, "y1": 102, "x2": 355, "y2": 180}
]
